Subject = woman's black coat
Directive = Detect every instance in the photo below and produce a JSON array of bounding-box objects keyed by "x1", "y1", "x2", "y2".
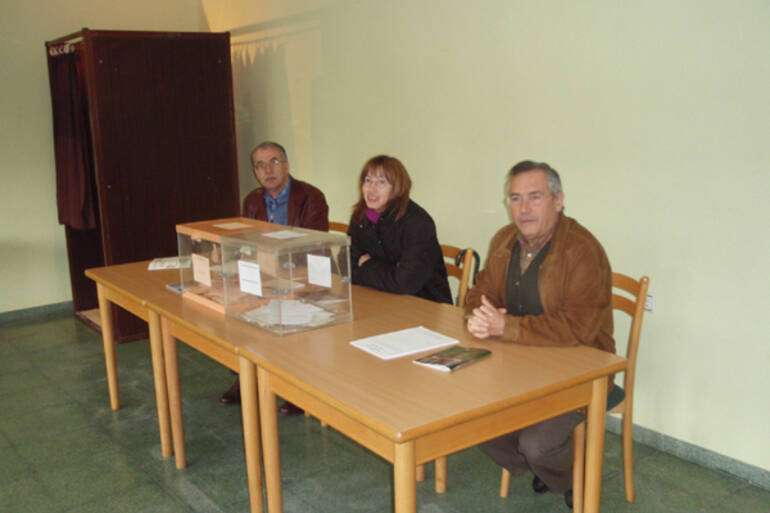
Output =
[{"x1": 348, "y1": 200, "x2": 452, "y2": 304}]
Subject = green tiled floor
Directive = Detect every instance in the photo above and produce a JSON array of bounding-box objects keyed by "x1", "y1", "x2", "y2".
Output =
[{"x1": 1, "y1": 313, "x2": 768, "y2": 513}]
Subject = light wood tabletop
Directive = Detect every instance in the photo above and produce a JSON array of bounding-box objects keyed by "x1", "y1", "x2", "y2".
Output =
[
  {"x1": 87, "y1": 261, "x2": 626, "y2": 513},
  {"x1": 239, "y1": 290, "x2": 626, "y2": 513},
  {"x1": 86, "y1": 261, "x2": 416, "y2": 513}
]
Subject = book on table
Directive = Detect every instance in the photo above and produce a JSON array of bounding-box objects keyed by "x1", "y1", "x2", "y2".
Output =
[{"x1": 413, "y1": 346, "x2": 491, "y2": 372}]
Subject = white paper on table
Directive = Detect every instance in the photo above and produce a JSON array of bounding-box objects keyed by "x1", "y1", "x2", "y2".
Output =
[
  {"x1": 307, "y1": 254, "x2": 332, "y2": 288},
  {"x1": 241, "y1": 300, "x2": 334, "y2": 327},
  {"x1": 238, "y1": 260, "x2": 263, "y2": 296},
  {"x1": 263, "y1": 230, "x2": 306, "y2": 240},
  {"x1": 350, "y1": 326, "x2": 458, "y2": 360},
  {"x1": 148, "y1": 256, "x2": 191, "y2": 270},
  {"x1": 214, "y1": 222, "x2": 252, "y2": 230},
  {"x1": 191, "y1": 254, "x2": 212, "y2": 287}
]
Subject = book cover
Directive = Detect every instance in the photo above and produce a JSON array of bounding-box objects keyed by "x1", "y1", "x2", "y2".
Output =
[{"x1": 413, "y1": 346, "x2": 491, "y2": 372}]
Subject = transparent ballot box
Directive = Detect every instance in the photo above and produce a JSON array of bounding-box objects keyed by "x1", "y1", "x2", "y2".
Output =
[{"x1": 176, "y1": 217, "x2": 352, "y2": 335}]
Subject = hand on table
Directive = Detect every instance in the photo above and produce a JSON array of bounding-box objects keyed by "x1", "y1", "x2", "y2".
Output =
[{"x1": 466, "y1": 295, "x2": 507, "y2": 339}]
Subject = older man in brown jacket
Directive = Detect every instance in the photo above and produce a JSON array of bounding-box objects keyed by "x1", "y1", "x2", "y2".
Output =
[{"x1": 465, "y1": 160, "x2": 614, "y2": 510}]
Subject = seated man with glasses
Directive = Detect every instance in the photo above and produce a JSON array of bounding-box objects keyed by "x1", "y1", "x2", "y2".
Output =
[
  {"x1": 220, "y1": 141, "x2": 329, "y2": 415},
  {"x1": 242, "y1": 141, "x2": 329, "y2": 230},
  {"x1": 464, "y1": 160, "x2": 614, "y2": 510}
]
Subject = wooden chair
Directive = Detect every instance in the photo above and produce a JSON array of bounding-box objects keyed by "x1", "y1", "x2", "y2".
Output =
[
  {"x1": 328, "y1": 221, "x2": 349, "y2": 234},
  {"x1": 440, "y1": 245, "x2": 479, "y2": 306},
  {"x1": 499, "y1": 273, "x2": 650, "y2": 512},
  {"x1": 420, "y1": 245, "x2": 479, "y2": 487}
]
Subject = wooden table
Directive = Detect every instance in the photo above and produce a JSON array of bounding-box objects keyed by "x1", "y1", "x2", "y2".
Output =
[
  {"x1": 87, "y1": 262, "x2": 267, "y2": 512},
  {"x1": 239, "y1": 294, "x2": 626, "y2": 513},
  {"x1": 87, "y1": 262, "x2": 625, "y2": 513},
  {"x1": 85, "y1": 264, "x2": 176, "y2": 460}
]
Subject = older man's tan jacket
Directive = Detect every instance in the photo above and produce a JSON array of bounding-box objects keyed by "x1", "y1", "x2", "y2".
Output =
[{"x1": 465, "y1": 214, "x2": 615, "y2": 355}]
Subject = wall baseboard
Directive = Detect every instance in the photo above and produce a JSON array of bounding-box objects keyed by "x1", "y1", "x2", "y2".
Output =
[
  {"x1": 0, "y1": 301, "x2": 74, "y2": 326},
  {"x1": 606, "y1": 415, "x2": 770, "y2": 491}
]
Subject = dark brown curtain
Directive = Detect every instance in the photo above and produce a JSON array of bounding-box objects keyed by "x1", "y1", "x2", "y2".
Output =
[{"x1": 46, "y1": 43, "x2": 97, "y2": 230}]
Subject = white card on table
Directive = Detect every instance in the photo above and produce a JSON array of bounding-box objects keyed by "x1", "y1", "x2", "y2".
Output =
[{"x1": 350, "y1": 326, "x2": 458, "y2": 360}]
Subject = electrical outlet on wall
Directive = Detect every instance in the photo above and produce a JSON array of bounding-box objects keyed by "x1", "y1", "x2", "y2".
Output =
[{"x1": 645, "y1": 294, "x2": 654, "y2": 312}]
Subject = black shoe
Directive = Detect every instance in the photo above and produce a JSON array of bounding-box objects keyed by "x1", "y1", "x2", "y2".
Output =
[
  {"x1": 532, "y1": 475, "x2": 550, "y2": 494},
  {"x1": 279, "y1": 401, "x2": 304, "y2": 416},
  {"x1": 220, "y1": 378, "x2": 241, "y2": 405},
  {"x1": 564, "y1": 489, "x2": 573, "y2": 509}
]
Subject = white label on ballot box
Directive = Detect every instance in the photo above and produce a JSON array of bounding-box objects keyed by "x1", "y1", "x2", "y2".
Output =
[
  {"x1": 214, "y1": 221, "x2": 252, "y2": 230},
  {"x1": 307, "y1": 254, "x2": 332, "y2": 288},
  {"x1": 191, "y1": 254, "x2": 212, "y2": 287},
  {"x1": 238, "y1": 260, "x2": 263, "y2": 296},
  {"x1": 263, "y1": 230, "x2": 306, "y2": 240}
]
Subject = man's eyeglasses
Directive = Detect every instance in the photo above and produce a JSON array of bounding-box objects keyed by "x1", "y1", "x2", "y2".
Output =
[
  {"x1": 253, "y1": 158, "x2": 286, "y2": 171},
  {"x1": 504, "y1": 191, "x2": 547, "y2": 206}
]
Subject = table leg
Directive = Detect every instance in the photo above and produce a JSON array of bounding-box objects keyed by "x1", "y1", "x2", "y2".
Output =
[
  {"x1": 240, "y1": 357, "x2": 264, "y2": 513},
  {"x1": 584, "y1": 377, "x2": 608, "y2": 513},
  {"x1": 394, "y1": 441, "x2": 416, "y2": 513},
  {"x1": 258, "y1": 367, "x2": 283, "y2": 513},
  {"x1": 96, "y1": 283, "x2": 120, "y2": 411},
  {"x1": 162, "y1": 317, "x2": 186, "y2": 469},
  {"x1": 148, "y1": 311, "x2": 173, "y2": 459},
  {"x1": 434, "y1": 456, "x2": 447, "y2": 493}
]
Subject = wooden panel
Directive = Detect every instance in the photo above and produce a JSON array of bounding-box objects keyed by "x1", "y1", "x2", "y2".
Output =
[
  {"x1": 268, "y1": 372, "x2": 395, "y2": 463},
  {"x1": 84, "y1": 30, "x2": 239, "y2": 267},
  {"x1": 169, "y1": 320, "x2": 238, "y2": 371},
  {"x1": 414, "y1": 381, "x2": 591, "y2": 464},
  {"x1": 64, "y1": 29, "x2": 241, "y2": 342},
  {"x1": 102, "y1": 286, "x2": 148, "y2": 321},
  {"x1": 176, "y1": 217, "x2": 269, "y2": 243},
  {"x1": 65, "y1": 225, "x2": 103, "y2": 311}
]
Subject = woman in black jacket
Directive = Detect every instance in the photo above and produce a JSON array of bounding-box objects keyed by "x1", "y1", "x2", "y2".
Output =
[{"x1": 348, "y1": 155, "x2": 452, "y2": 304}]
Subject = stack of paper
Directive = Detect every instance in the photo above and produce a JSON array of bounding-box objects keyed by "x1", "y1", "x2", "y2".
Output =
[
  {"x1": 241, "y1": 300, "x2": 334, "y2": 328},
  {"x1": 350, "y1": 326, "x2": 458, "y2": 360}
]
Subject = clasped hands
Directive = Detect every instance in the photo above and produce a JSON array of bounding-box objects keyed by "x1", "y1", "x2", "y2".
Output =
[{"x1": 466, "y1": 295, "x2": 507, "y2": 339}]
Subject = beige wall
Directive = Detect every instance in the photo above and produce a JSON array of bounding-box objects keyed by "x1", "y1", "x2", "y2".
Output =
[
  {"x1": 206, "y1": 0, "x2": 770, "y2": 471},
  {"x1": 0, "y1": 0, "x2": 206, "y2": 312},
  {"x1": 2, "y1": 0, "x2": 767, "y2": 474}
]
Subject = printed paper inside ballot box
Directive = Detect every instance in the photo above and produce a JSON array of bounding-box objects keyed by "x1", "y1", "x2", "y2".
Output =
[{"x1": 238, "y1": 260, "x2": 262, "y2": 296}]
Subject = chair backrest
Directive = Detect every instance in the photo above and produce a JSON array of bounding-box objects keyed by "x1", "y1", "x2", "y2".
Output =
[
  {"x1": 441, "y1": 245, "x2": 478, "y2": 306},
  {"x1": 611, "y1": 273, "x2": 650, "y2": 407},
  {"x1": 328, "y1": 221, "x2": 349, "y2": 234}
]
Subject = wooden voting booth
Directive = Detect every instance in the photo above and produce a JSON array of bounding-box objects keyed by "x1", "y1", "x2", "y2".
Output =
[{"x1": 45, "y1": 29, "x2": 240, "y2": 341}]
